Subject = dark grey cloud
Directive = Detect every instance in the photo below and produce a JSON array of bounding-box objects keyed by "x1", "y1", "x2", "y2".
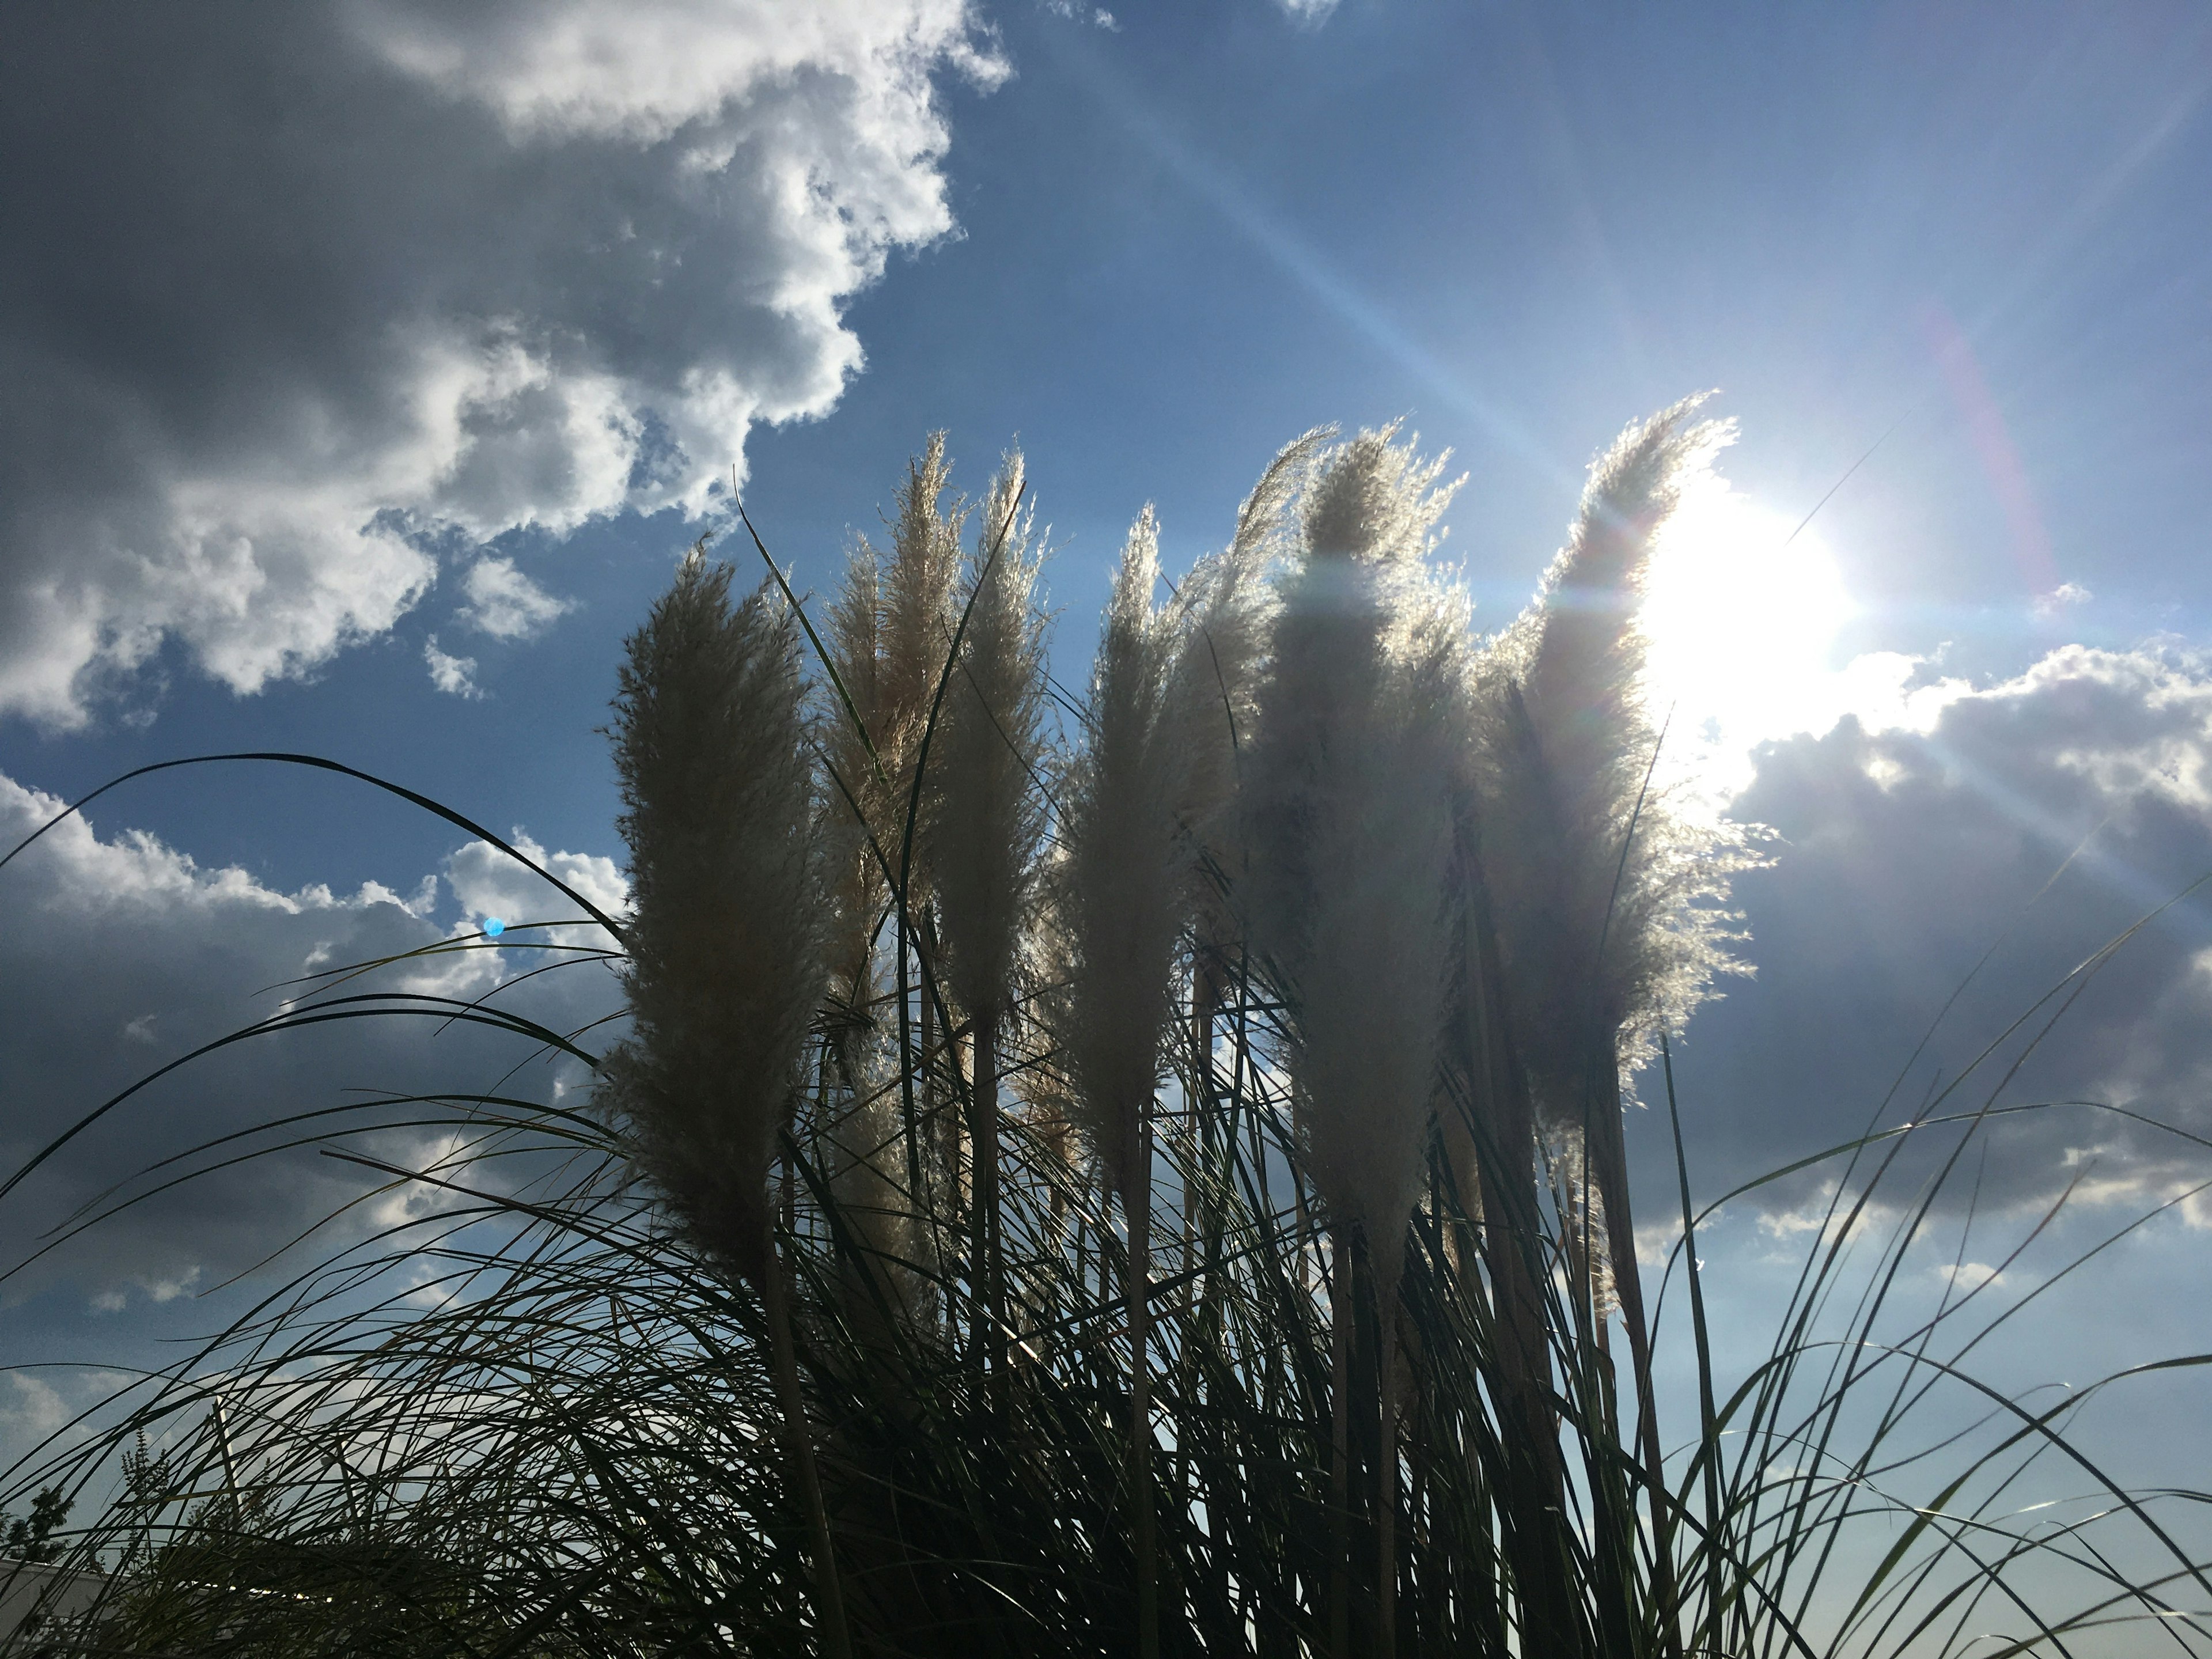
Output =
[
  {"x1": 1655, "y1": 645, "x2": 2212, "y2": 1229},
  {"x1": 0, "y1": 0, "x2": 999, "y2": 725},
  {"x1": 0, "y1": 768, "x2": 627, "y2": 1311}
]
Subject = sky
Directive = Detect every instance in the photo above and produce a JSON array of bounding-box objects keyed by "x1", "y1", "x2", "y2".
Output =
[{"x1": 3, "y1": 0, "x2": 2211, "y2": 1572}]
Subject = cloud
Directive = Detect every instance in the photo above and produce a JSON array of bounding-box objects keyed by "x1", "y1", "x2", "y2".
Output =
[
  {"x1": 0, "y1": 1374, "x2": 69, "y2": 1444},
  {"x1": 1274, "y1": 0, "x2": 1340, "y2": 23},
  {"x1": 0, "y1": 768, "x2": 623, "y2": 1308},
  {"x1": 423, "y1": 635, "x2": 483, "y2": 698},
  {"x1": 2035, "y1": 580, "x2": 2095, "y2": 620},
  {"x1": 458, "y1": 555, "x2": 576, "y2": 641},
  {"x1": 1661, "y1": 643, "x2": 2212, "y2": 1224},
  {"x1": 0, "y1": 1, "x2": 1002, "y2": 728},
  {"x1": 446, "y1": 829, "x2": 628, "y2": 948},
  {"x1": 1038, "y1": 1, "x2": 1119, "y2": 26}
]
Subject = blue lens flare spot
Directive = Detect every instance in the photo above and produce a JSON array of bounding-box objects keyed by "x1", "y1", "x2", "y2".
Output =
[{"x1": 483, "y1": 917, "x2": 506, "y2": 938}]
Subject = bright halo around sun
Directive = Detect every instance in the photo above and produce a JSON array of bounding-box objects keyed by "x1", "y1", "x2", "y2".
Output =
[{"x1": 1637, "y1": 474, "x2": 1857, "y2": 800}]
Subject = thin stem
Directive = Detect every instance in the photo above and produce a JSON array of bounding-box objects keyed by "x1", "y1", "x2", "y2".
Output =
[
  {"x1": 1664, "y1": 1032, "x2": 1725, "y2": 1655},
  {"x1": 1329, "y1": 1224, "x2": 1351, "y2": 1659},
  {"x1": 761, "y1": 1247, "x2": 853, "y2": 1659},
  {"x1": 1377, "y1": 1283, "x2": 1400, "y2": 1658},
  {"x1": 972, "y1": 1006, "x2": 1004, "y2": 1400},
  {"x1": 1588, "y1": 1054, "x2": 1681, "y2": 1657},
  {"x1": 1130, "y1": 1117, "x2": 1160, "y2": 1659}
]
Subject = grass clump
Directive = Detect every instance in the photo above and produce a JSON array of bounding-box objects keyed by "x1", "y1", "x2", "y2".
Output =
[{"x1": 3, "y1": 410, "x2": 2208, "y2": 1659}]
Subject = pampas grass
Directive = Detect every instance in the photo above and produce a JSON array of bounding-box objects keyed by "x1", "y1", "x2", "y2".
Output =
[
  {"x1": 597, "y1": 546, "x2": 824, "y2": 1291},
  {"x1": 1474, "y1": 401, "x2": 1760, "y2": 1623},
  {"x1": 595, "y1": 546, "x2": 852, "y2": 1659},
  {"x1": 1051, "y1": 505, "x2": 1181, "y2": 1659},
  {"x1": 1048, "y1": 446, "x2": 1313, "y2": 1656},
  {"x1": 921, "y1": 450, "x2": 1049, "y2": 1383},
  {"x1": 10, "y1": 408, "x2": 2208, "y2": 1659},
  {"x1": 1242, "y1": 425, "x2": 1463, "y2": 1656}
]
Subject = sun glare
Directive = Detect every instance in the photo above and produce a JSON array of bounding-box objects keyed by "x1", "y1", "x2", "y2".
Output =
[{"x1": 1639, "y1": 476, "x2": 1857, "y2": 797}]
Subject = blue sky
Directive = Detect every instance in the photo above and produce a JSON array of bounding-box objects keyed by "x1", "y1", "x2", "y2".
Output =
[{"x1": 3, "y1": 0, "x2": 2211, "y2": 1577}]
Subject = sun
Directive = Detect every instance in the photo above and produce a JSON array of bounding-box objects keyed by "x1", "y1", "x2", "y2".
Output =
[{"x1": 1638, "y1": 474, "x2": 1857, "y2": 798}]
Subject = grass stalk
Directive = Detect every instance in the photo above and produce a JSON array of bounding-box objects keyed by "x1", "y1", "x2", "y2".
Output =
[
  {"x1": 1328, "y1": 1226, "x2": 1353, "y2": 1659},
  {"x1": 1130, "y1": 1113, "x2": 1159, "y2": 1659},
  {"x1": 763, "y1": 1229, "x2": 855, "y2": 1659},
  {"x1": 973, "y1": 1007, "x2": 1005, "y2": 1402}
]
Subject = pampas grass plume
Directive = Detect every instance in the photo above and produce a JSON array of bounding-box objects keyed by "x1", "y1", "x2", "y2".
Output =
[
  {"x1": 598, "y1": 548, "x2": 826, "y2": 1288},
  {"x1": 926, "y1": 450, "x2": 1048, "y2": 1024},
  {"x1": 1054, "y1": 505, "x2": 1181, "y2": 1203},
  {"x1": 1479, "y1": 395, "x2": 1744, "y2": 1114},
  {"x1": 881, "y1": 433, "x2": 968, "y2": 814},
  {"x1": 1246, "y1": 426, "x2": 1464, "y2": 1283}
]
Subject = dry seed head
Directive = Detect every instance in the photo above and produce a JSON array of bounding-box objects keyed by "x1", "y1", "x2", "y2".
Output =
[
  {"x1": 820, "y1": 537, "x2": 891, "y2": 1005},
  {"x1": 1302, "y1": 421, "x2": 1457, "y2": 565},
  {"x1": 597, "y1": 548, "x2": 826, "y2": 1288},
  {"x1": 925, "y1": 449, "x2": 1050, "y2": 1025},
  {"x1": 1476, "y1": 396, "x2": 1752, "y2": 1125},
  {"x1": 879, "y1": 433, "x2": 969, "y2": 828},
  {"x1": 1051, "y1": 506, "x2": 1186, "y2": 1202},
  {"x1": 1157, "y1": 427, "x2": 1328, "y2": 932},
  {"x1": 1245, "y1": 428, "x2": 1468, "y2": 1300}
]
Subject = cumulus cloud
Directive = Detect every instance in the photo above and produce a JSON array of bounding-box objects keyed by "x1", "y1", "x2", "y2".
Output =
[
  {"x1": 0, "y1": 1, "x2": 1002, "y2": 727},
  {"x1": 423, "y1": 635, "x2": 483, "y2": 698},
  {"x1": 458, "y1": 555, "x2": 576, "y2": 641},
  {"x1": 1662, "y1": 643, "x2": 2212, "y2": 1224},
  {"x1": 0, "y1": 767, "x2": 623, "y2": 1308},
  {"x1": 446, "y1": 828, "x2": 628, "y2": 949},
  {"x1": 2035, "y1": 580, "x2": 2095, "y2": 619}
]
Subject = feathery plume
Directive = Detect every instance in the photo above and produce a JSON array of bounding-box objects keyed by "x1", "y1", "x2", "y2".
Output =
[
  {"x1": 880, "y1": 433, "x2": 969, "y2": 819},
  {"x1": 598, "y1": 549, "x2": 825, "y2": 1287},
  {"x1": 596, "y1": 546, "x2": 853, "y2": 1659},
  {"x1": 1050, "y1": 429, "x2": 1330, "y2": 1192},
  {"x1": 926, "y1": 450, "x2": 1048, "y2": 1029},
  {"x1": 1052, "y1": 506, "x2": 1181, "y2": 1202},
  {"x1": 1478, "y1": 396, "x2": 1745, "y2": 1117},
  {"x1": 821, "y1": 538, "x2": 891, "y2": 1009},
  {"x1": 1244, "y1": 427, "x2": 1461, "y2": 1280},
  {"x1": 1159, "y1": 428, "x2": 1328, "y2": 881}
]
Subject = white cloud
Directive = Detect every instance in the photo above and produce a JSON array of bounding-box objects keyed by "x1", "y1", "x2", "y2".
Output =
[
  {"x1": 92, "y1": 1264, "x2": 203, "y2": 1313},
  {"x1": 350, "y1": 0, "x2": 1009, "y2": 142},
  {"x1": 458, "y1": 555, "x2": 575, "y2": 640},
  {"x1": 423, "y1": 635, "x2": 483, "y2": 698},
  {"x1": 1039, "y1": 1, "x2": 1119, "y2": 26},
  {"x1": 2035, "y1": 580, "x2": 2094, "y2": 619},
  {"x1": 0, "y1": 1375, "x2": 69, "y2": 1441},
  {"x1": 446, "y1": 830, "x2": 629, "y2": 948},
  {"x1": 0, "y1": 2, "x2": 1002, "y2": 726},
  {"x1": 1274, "y1": 0, "x2": 1340, "y2": 22}
]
